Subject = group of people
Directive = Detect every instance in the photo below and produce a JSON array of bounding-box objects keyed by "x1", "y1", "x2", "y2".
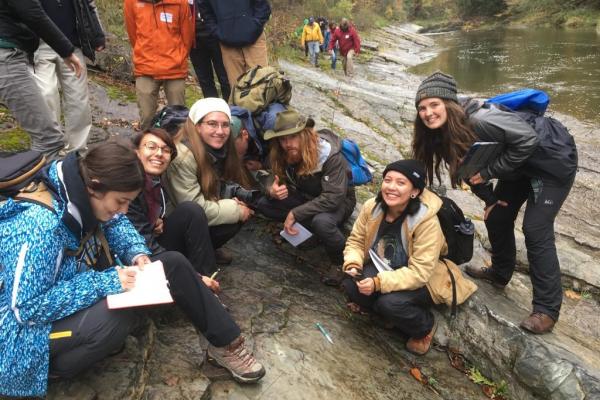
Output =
[
  {"x1": 0, "y1": 68, "x2": 576, "y2": 397},
  {"x1": 0, "y1": 0, "x2": 272, "y2": 160},
  {"x1": 299, "y1": 16, "x2": 361, "y2": 77},
  {"x1": 0, "y1": 0, "x2": 577, "y2": 394}
]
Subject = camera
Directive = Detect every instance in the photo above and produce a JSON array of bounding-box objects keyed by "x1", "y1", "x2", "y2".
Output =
[{"x1": 221, "y1": 182, "x2": 261, "y2": 207}]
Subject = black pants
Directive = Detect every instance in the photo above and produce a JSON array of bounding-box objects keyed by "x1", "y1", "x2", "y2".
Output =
[
  {"x1": 209, "y1": 222, "x2": 243, "y2": 250},
  {"x1": 256, "y1": 191, "x2": 348, "y2": 264},
  {"x1": 485, "y1": 176, "x2": 573, "y2": 320},
  {"x1": 152, "y1": 251, "x2": 240, "y2": 347},
  {"x1": 49, "y1": 251, "x2": 241, "y2": 378},
  {"x1": 159, "y1": 201, "x2": 217, "y2": 276},
  {"x1": 189, "y1": 37, "x2": 231, "y2": 100},
  {"x1": 342, "y1": 263, "x2": 435, "y2": 339},
  {"x1": 49, "y1": 301, "x2": 137, "y2": 378}
]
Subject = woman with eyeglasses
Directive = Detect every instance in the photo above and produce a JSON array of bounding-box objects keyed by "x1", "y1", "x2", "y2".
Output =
[
  {"x1": 165, "y1": 98, "x2": 254, "y2": 264},
  {"x1": 128, "y1": 128, "x2": 220, "y2": 284}
]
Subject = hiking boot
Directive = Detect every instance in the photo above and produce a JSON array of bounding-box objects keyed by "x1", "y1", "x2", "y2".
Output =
[
  {"x1": 406, "y1": 319, "x2": 437, "y2": 356},
  {"x1": 215, "y1": 248, "x2": 233, "y2": 265},
  {"x1": 320, "y1": 264, "x2": 344, "y2": 287},
  {"x1": 520, "y1": 312, "x2": 555, "y2": 334},
  {"x1": 465, "y1": 264, "x2": 507, "y2": 288},
  {"x1": 207, "y1": 336, "x2": 266, "y2": 383}
]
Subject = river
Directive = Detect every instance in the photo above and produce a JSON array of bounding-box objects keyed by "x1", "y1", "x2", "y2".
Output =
[{"x1": 410, "y1": 27, "x2": 600, "y2": 125}]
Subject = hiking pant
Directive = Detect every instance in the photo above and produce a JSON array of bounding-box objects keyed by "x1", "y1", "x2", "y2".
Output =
[
  {"x1": 342, "y1": 263, "x2": 435, "y2": 339},
  {"x1": 135, "y1": 76, "x2": 186, "y2": 131},
  {"x1": 331, "y1": 48, "x2": 337, "y2": 70},
  {"x1": 256, "y1": 191, "x2": 348, "y2": 264},
  {"x1": 306, "y1": 41, "x2": 320, "y2": 66},
  {"x1": 189, "y1": 37, "x2": 231, "y2": 101},
  {"x1": 158, "y1": 201, "x2": 218, "y2": 276},
  {"x1": 209, "y1": 222, "x2": 243, "y2": 250},
  {"x1": 152, "y1": 251, "x2": 240, "y2": 347},
  {"x1": 485, "y1": 176, "x2": 574, "y2": 321},
  {"x1": 343, "y1": 49, "x2": 355, "y2": 77},
  {"x1": 0, "y1": 48, "x2": 63, "y2": 160},
  {"x1": 220, "y1": 31, "x2": 268, "y2": 89},
  {"x1": 33, "y1": 42, "x2": 91, "y2": 152},
  {"x1": 49, "y1": 300, "x2": 137, "y2": 378}
]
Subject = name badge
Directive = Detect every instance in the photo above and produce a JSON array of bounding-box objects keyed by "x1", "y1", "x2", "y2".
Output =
[{"x1": 160, "y1": 12, "x2": 173, "y2": 23}]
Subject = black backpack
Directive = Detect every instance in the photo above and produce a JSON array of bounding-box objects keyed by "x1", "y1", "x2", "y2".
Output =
[
  {"x1": 0, "y1": 150, "x2": 46, "y2": 199},
  {"x1": 437, "y1": 196, "x2": 475, "y2": 265}
]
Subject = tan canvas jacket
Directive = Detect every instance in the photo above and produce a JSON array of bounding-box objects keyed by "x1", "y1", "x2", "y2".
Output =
[{"x1": 343, "y1": 189, "x2": 477, "y2": 305}]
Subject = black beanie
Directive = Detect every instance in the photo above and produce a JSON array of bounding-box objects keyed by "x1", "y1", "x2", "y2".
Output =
[
  {"x1": 415, "y1": 71, "x2": 458, "y2": 108},
  {"x1": 383, "y1": 159, "x2": 426, "y2": 192}
]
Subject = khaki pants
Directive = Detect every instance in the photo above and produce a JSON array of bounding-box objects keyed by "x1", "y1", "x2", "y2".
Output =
[
  {"x1": 220, "y1": 32, "x2": 269, "y2": 89},
  {"x1": 343, "y1": 49, "x2": 355, "y2": 77},
  {"x1": 33, "y1": 41, "x2": 91, "y2": 152},
  {"x1": 135, "y1": 76, "x2": 186, "y2": 131}
]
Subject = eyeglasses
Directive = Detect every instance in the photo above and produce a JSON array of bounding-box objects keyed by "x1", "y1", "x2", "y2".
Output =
[
  {"x1": 142, "y1": 141, "x2": 173, "y2": 155},
  {"x1": 202, "y1": 120, "x2": 231, "y2": 130}
]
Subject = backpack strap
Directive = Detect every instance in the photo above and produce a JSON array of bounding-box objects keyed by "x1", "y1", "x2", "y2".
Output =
[
  {"x1": 14, "y1": 181, "x2": 55, "y2": 213},
  {"x1": 441, "y1": 259, "x2": 458, "y2": 320},
  {"x1": 64, "y1": 225, "x2": 114, "y2": 268}
]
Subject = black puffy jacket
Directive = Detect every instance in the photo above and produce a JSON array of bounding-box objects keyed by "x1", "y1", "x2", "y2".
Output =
[{"x1": 198, "y1": 0, "x2": 271, "y2": 47}]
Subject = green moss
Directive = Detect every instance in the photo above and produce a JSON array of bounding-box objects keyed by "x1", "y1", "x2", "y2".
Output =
[
  {"x1": 96, "y1": 0, "x2": 127, "y2": 41},
  {"x1": 0, "y1": 128, "x2": 31, "y2": 153},
  {"x1": 92, "y1": 74, "x2": 136, "y2": 103},
  {"x1": 185, "y1": 84, "x2": 204, "y2": 108}
]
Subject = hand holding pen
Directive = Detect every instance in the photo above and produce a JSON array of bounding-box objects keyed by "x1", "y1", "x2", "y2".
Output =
[{"x1": 114, "y1": 254, "x2": 137, "y2": 290}]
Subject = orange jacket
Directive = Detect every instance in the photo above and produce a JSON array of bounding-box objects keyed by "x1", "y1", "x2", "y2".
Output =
[{"x1": 124, "y1": 0, "x2": 194, "y2": 79}]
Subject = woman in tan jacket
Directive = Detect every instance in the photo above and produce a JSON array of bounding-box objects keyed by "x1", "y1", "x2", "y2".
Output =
[{"x1": 343, "y1": 160, "x2": 477, "y2": 355}]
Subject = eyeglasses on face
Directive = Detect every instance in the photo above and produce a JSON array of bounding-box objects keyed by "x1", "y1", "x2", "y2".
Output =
[
  {"x1": 202, "y1": 120, "x2": 231, "y2": 130},
  {"x1": 142, "y1": 141, "x2": 173, "y2": 155}
]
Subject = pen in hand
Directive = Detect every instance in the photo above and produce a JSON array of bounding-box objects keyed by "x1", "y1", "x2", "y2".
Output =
[{"x1": 210, "y1": 268, "x2": 221, "y2": 280}]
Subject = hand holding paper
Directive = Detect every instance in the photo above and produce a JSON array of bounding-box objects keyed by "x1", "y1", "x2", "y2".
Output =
[
  {"x1": 107, "y1": 261, "x2": 173, "y2": 309},
  {"x1": 280, "y1": 222, "x2": 313, "y2": 247}
]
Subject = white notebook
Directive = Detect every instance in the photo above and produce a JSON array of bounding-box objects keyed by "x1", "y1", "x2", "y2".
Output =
[
  {"x1": 280, "y1": 222, "x2": 313, "y2": 247},
  {"x1": 107, "y1": 261, "x2": 174, "y2": 309}
]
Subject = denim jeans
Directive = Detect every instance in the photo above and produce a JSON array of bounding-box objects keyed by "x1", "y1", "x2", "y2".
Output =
[{"x1": 307, "y1": 41, "x2": 320, "y2": 66}]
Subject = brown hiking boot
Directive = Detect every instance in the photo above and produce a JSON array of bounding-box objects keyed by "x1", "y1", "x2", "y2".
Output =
[
  {"x1": 406, "y1": 319, "x2": 437, "y2": 356},
  {"x1": 465, "y1": 264, "x2": 507, "y2": 288},
  {"x1": 215, "y1": 248, "x2": 233, "y2": 265},
  {"x1": 520, "y1": 312, "x2": 555, "y2": 334},
  {"x1": 207, "y1": 336, "x2": 265, "y2": 383}
]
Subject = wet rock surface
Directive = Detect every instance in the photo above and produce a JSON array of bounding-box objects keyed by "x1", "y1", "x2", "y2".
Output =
[{"x1": 43, "y1": 23, "x2": 600, "y2": 399}]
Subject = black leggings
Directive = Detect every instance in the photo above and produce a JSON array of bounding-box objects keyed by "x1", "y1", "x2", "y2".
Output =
[
  {"x1": 342, "y1": 263, "x2": 435, "y2": 339},
  {"x1": 485, "y1": 176, "x2": 573, "y2": 320},
  {"x1": 49, "y1": 251, "x2": 241, "y2": 378}
]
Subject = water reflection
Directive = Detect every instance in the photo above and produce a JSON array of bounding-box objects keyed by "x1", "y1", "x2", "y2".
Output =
[{"x1": 410, "y1": 28, "x2": 600, "y2": 124}]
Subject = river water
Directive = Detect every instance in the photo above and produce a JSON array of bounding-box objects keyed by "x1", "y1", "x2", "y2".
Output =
[{"x1": 410, "y1": 27, "x2": 600, "y2": 125}]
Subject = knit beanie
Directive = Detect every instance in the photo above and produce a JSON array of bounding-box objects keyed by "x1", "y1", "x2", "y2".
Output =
[
  {"x1": 188, "y1": 98, "x2": 231, "y2": 125},
  {"x1": 383, "y1": 159, "x2": 426, "y2": 192},
  {"x1": 415, "y1": 71, "x2": 458, "y2": 108}
]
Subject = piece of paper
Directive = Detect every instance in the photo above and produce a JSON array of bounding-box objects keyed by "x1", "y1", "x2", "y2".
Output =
[
  {"x1": 107, "y1": 261, "x2": 173, "y2": 309},
  {"x1": 280, "y1": 223, "x2": 313, "y2": 247},
  {"x1": 369, "y1": 248, "x2": 393, "y2": 273}
]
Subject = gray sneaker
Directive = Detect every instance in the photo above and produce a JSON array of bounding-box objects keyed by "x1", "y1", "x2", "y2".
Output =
[{"x1": 207, "y1": 336, "x2": 266, "y2": 383}]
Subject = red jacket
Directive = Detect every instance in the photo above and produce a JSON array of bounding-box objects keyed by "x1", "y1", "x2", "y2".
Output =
[
  {"x1": 124, "y1": 0, "x2": 194, "y2": 79},
  {"x1": 328, "y1": 25, "x2": 360, "y2": 56}
]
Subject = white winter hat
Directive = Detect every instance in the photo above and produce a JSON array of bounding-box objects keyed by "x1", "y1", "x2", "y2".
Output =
[{"x1": 188, "y1": 98, "x2": 231, "y2": 124}]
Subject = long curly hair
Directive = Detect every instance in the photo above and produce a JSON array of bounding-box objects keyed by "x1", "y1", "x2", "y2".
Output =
[
  {"x1": 174, "y1": 118, "x2": 249, "y2": 201},
  {"x1": 269, "y1": 127, "x2": 320, "y2": 179},
  {"x1": 412, "y1": 99, "x2": 477, "y2": 187}
]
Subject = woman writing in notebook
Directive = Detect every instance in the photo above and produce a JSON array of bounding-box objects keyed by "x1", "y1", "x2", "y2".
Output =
[
  {"x1": 0, "y1": 141, "x2": 264, "y2": 398},
  {"x1": 412, "y1": 71, "x2": 576, "y2": 334},
  {"x1": 342, "y1": 160, "x2": 476, "y2": 356}
]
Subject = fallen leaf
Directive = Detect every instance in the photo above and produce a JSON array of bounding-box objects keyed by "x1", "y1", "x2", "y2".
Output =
[
  {"x1": 164, "y1": 376, "x2": 179, "y2": 386},
  {"x1": 481, "y1": 384, "x2": 494, "y2": 398},
  {"x1": 409, "y1": 367, "x2": 423, "y2": 383},
  {"x1": 564, "y1": 289, "x2": 581, "y2": 300}
]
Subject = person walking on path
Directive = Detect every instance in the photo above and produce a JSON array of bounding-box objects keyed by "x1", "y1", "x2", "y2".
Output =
[
  {"x1": 34, "y1": 0, "x2": 106, "y2": 153},
  {"x1": 301, "y1": 17, "x2": 323, "y2": 67},
  {"x1": 189, "y1": 2, "x2": 230, "y2": 101},
  {"x1": 198, "y1": 0, "x2": 271, "y2": 90},
  {"x1": 412, "y1": 71, "x2": 577, "y2": 334},
  {"x1": 0, "y1": 0, "x2": 83, "y2": 160},
  {"x1": 124, "y1": 0, "x2": 194, "y2": 131},
  {"x1": 328, "y1": 18, "x2": 360, "y2": 78}
]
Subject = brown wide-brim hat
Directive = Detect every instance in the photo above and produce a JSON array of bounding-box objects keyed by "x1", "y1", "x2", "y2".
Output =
[{"x1": 263, "y1": 110, "x2": 312, "y2": 140}]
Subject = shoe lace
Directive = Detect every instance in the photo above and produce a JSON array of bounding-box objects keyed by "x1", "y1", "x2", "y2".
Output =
[{"x1": 228, "y1": 337, "x2": 256, "y2": 368}]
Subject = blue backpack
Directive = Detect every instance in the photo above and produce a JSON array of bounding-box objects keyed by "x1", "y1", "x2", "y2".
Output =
[
  {"x1": 487, "y1": 88, "x2": 549, "y2": 115},
  {"x1": 340, "y1": 138, "x2": 372, "y2": 186}
]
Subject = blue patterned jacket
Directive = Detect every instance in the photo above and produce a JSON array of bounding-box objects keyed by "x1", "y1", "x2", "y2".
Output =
[{"x1": 0, "y1": 159, "x2": 150, "y2": 397}]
